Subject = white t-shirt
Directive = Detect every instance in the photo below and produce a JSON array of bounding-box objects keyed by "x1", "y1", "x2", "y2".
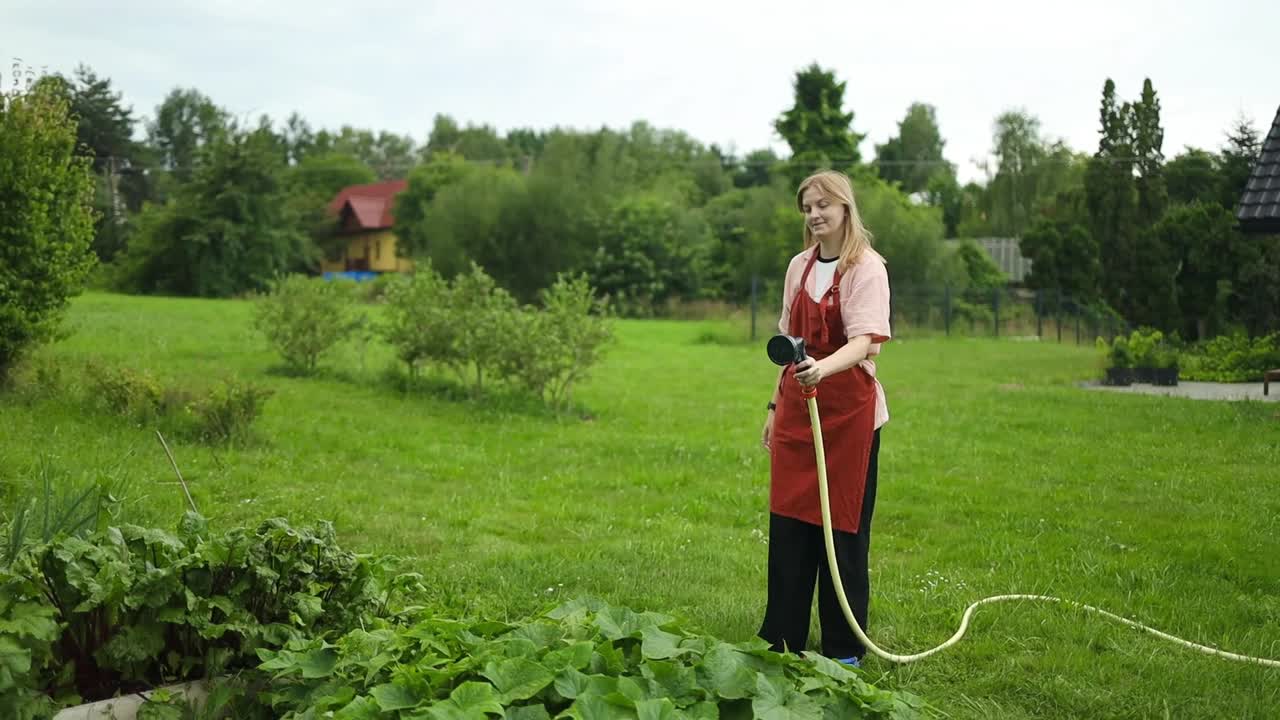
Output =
[{"x1": 809, "y1": 255, "x2": 838, "y2": 301}]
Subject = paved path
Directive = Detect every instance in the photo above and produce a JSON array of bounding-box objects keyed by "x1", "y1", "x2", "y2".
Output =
[{"x1": 1081, "y1": 380, "x2": 1280, "y2": 402}]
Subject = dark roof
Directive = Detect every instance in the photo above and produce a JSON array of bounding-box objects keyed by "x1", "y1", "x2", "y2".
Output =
[
  {"x1": 1237, "y1": 105, "x2": 1280, "y2": 234},
  {"x1": 327, "y1": 179, "x2": 409, "y2": 231}
]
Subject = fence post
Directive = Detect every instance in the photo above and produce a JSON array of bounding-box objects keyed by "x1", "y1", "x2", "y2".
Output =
[
  {"x1": 993, "y1": 287, "x2": 1001, "y2": 338},
  {"x1": 944, "y1": 285, "x2": 951, "y2": 337},
  {"x1": 1075, "y1": 310, "x2": 1081, "y2": 345},
  {"x1": 1056, "y1": 288, "x2": 1063, "y2": 343},
  {"x1": 750, "y1": 274, "x2": 758, "y2": 341},
  {"x1": 1035, "y1": 290, "x2": 1043, "y2": 339}
]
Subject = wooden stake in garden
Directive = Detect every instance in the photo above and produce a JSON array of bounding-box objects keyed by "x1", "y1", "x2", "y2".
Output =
[{"x1": 156, "y1": 430, "x2": 198, "y2": 514}]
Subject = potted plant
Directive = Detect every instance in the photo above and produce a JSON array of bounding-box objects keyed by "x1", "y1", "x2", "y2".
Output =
[
  {"x1": 1099, "y1": 334, "x2": 1134, "y2": 386},
  {"x1": 1128, "y1": 328, "x2": 1162, "y2": 384},
  {"x1": 1151, "y1": 344, "x2": 1180, "y2": 386}
]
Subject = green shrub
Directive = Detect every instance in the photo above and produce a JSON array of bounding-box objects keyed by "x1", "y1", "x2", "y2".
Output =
[
  {"x1": 3, "y1": 519, "x2": 927, "y2": 720},
  {"x1": 383, "y1": 266, "x2": 613, "y2": 409},
  {"x1": 1180, "y1": 332, "x2": 1280, "y2": 382},
  {"x1": 0, "y1": 514, "x2": 423, "y2": 718},
  {"x1": 1126, "y1": 327, "x2": 1162, "y2": 368},
  {"x1": 951, "y1": 300, "x2": 993, "y2": 333},
  {"x1": 361, "y1": 271, "x2": 402, "y2": 303},
  {"x1": 2, "y1": 459, "x2": 130, "y2": 566},
  {"x1": 1097, "y1": 334, "x2": 1133, "y2": 370},
  {"x1": 84, "y1": 361, "x2": 191, "y2": 422},
  {"x1": 450, "y1": 263, "x2": 519, "y2": 394},
  {"x1": 381, "y1": 263, "x2": 455, "y2": 379},
  {"x1": 83, "y1": 361, "x2": 272, "y2": 443},
  {"x1": 253, "y1": 274, "x2": 359, "y2": 374},
  {"x1": 0, "y1": 71, "x2": 97, "y2": 380},
  {"x1": 251, "y1": 597, "x2": 928, "y2": 719},
  {"x1": 1098, "y1": 329, "x2": 1180, "y2": 371},
  {"x1": 502, "y1": 273, "x2": 614, "y2": 410},
  {"x1": 187, "y1": 378, "x2": 275, "y2": 443}
]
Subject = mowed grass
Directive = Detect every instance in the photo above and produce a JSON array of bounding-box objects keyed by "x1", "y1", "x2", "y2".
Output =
[{"x1": 2, "y1": 291, "x2": 1279, "y2": 719}]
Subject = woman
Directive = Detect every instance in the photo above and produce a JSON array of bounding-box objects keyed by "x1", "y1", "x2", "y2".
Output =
[{"x1": 758, "y1": 170, "x2": 891, "y2": 667}]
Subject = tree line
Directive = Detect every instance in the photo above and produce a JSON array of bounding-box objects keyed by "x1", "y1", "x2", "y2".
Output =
[{"x1": 11, "y1": 61, "x2": 1279, "y2": 339}]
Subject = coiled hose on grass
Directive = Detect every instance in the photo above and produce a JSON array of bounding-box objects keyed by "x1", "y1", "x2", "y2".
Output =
[{"x1": 801, "y1": 386, "x2": 1280, "y2": 667}]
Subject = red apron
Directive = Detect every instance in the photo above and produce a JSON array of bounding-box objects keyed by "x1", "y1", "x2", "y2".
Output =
[{"x1": 769, "y1": 251, "x2": 878, "y2": 534}]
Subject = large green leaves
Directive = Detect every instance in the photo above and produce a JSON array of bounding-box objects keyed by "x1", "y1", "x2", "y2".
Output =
[
  {"x1": 4, "y1": 514, "x2": 927, "y2": 720},
  {"x1": 249, "y1": 598, "x2": 927, "y2": 719}
]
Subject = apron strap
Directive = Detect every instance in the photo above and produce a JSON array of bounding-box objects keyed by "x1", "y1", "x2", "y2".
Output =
[{"x1": 816, "y1": 267, "x2": 842, "y2": 347}]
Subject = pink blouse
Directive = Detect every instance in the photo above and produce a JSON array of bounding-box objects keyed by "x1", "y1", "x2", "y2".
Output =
[{"x1": 778, "y1": 247, "x2": 892, "y2": 429}]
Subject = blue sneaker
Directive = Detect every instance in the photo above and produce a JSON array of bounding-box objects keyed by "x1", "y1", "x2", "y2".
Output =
[{"x1": 837, "y1": 656, "x2": 861, "y2": 668}]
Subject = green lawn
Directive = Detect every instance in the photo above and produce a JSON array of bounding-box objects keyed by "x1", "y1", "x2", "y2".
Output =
[{"x1": 3, "y1": 292, "x2": 1279, "y2": 719}]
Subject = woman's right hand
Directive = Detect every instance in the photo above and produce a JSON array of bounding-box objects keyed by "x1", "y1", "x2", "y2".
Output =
[{"x1": 762, "y1": 411, "x2": 775, "y2": 452}]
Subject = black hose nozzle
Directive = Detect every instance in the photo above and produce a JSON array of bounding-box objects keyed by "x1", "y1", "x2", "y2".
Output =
[{"x1": 767, "y1": 334, "x2": 808, "y2": 366}]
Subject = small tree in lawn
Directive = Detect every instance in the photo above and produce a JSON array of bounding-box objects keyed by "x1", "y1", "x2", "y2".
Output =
[
  {"x1": 450, "y1": 263, "x2": 517, "y2": 394},
  {"x1": 542, "y1": 273, "x2": 613, "y2": 409},
  {"x1": 504, "y1": 273, "x2": 613, "y2": 410},
  {"x1": 381, "y1": 264, "x2": 454, "y2": 381},
  {"x1": 252, "y1": 275, "x2": 358, "y2": 374},
  {"x1": 0, "y1": 67, "x2": 97, "y2": 382}
]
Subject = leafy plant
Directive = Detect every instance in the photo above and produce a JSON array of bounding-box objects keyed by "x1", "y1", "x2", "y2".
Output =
[
  {"x1": 82, "y1": 361, "x2": 272, "y2": 444},
  {"x1": 381, "y1": 263, "x2": 455, "y2": 380},
  {"x1": 1180, "y1": 332, "x2": 1280, "y2": 382},
  {"x1": 0, "y1": 514, "x2": 423, "y2": 717},
  {"x1": 85, "y1": 360, "x2": 190, "y2": 421},
  {"x1": 950, "y1": 300, "x2": 994, "y2": 334},
  {"x1": 1096, "y1": 334, "x2": 1133, "y2": 370},
  {"x1": 1126, "y1": 328, "x2": 1163, "y2": 368},
  {"x1": 253, "y1": 596, "x2": 929, "y2": 719},
  {"x1": 0, "y1": 63, "x2": 98, "y2": 382},
  {"x1": 186, "y1": 378, "x2": 274, "y2": 444},
  {"x1": 2, "y1": 458, "x2": 131, "y2": 565},
  {"x1": 502, "y1": 273, "x2": 615, "y2": 411},
  {"x1": 450, "y1": 262, "x2": 519, "y2": 394},
  {"x1": 253, "y1": 274, "x2": 360, "y2": 374},
  {"x1": 383, "y1": 266, "x2": 613, "y2": 409}
]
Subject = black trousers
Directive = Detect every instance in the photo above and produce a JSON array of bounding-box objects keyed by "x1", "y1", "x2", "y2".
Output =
[{"x1": 758, "y1": 429, "x2": 880, "y2": 660}]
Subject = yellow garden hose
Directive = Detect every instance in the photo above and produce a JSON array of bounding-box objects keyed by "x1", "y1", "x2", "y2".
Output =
[{"x1": 803, "y1": 391, "x2": 1280, "y2": 668}]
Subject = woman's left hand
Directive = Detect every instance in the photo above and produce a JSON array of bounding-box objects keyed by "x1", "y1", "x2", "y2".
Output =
[{"x1": 794, "y1": 358, "x2": 825, "y2": 387}]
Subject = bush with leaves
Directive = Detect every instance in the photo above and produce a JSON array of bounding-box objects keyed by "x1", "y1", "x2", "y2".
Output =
[
  {"x1": 253, "y1": 274, "x2": 359, "y2": 374},
  {"x1": 949, "y1": 300, "x2": 993, "y2": 334},
  {"x1": 503, "y1": 274, "x2": 614, "y2": 410},
  {"x1": 0, "y1": 514, "x2": 424, "y2": 719},
  {"x1": 186, "y1": 378, "x2": 275, "y2": 443},
  {"x1": 1180, "y1": 332, "x2": 1280, "y2": 382},
  {"x1": 379, "y1": 266, "x2": 614, "y2": 407},
  {"x1": 450, "y1": 263, "x2": 519, "y2": 394},
  {"x1": 0, "y1": 67, "x2": 98, "y2": 382},
  {"x1": 118, "y1": 125, "x2": 310, "y2": 298},
  {"x1": 381, "y1": 265, "x2": 455, "y2": 380},
  {"x1": 251, "y1": 597, "x2": 928, "y2": 719},
  {"x1": 1, "y1": 459, "x2": 131, "y2": 566},
  {"x1": 83, "y1": 362, "x2": 272, "y2": 443},
  {"x1": 84, "y1": 360, "x2": 189, "y2": 421},
  {"x1": 590, "y1": 195, "x2": 715, "y2": 317},
  {"x1": 1097, "y1": 334, "x2": 1134, "y2": 370}
]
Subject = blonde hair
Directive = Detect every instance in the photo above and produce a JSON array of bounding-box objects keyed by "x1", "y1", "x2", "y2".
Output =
[{"x1": 796, "y1": 170, "x2": 875, "y2": 273}]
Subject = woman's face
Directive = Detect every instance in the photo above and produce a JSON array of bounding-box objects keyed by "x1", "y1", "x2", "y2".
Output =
[{"x1": 801, "y1": 186, "x2": 845, "y2": 240}]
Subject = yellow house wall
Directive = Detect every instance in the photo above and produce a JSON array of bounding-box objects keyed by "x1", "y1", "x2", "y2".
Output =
[{"x1": 319, "y1": 231, "x2": 414, "y2": 273}]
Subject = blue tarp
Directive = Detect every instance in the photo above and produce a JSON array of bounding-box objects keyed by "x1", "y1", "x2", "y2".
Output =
[{"x1": 322, "y1": 271, "x2": 379, "y2": 282}]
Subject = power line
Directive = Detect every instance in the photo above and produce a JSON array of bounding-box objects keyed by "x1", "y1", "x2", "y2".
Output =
[{"x1": 392, "y1": 154, "x2": 1167, "y2": 171}]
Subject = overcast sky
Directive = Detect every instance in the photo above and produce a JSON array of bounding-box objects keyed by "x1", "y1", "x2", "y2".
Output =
[{"x1": 7, "y1": 0, "x2": 1278, "y2": 183}]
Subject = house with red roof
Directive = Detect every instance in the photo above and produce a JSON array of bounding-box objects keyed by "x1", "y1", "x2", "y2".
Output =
[{"x1": 319, "y1": 179, "x2": 414, "y2": 277}]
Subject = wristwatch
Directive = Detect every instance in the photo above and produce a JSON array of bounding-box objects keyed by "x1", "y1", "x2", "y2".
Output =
[{"x1": 767, "y1": 402, "x2": 777, "y2": 411}]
